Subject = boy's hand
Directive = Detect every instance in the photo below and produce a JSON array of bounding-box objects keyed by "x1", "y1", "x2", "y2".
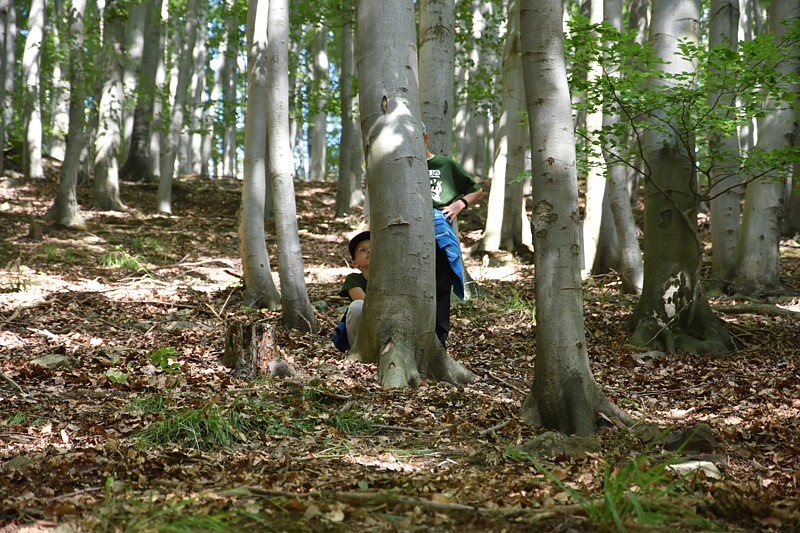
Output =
[{"x1": 441, "y1": 201, "x2": 463, "y2": 222}]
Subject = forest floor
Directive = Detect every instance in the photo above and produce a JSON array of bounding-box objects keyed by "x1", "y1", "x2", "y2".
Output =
[{"x1": 1, "y1": 175, "x2": 799, "y2": 532}]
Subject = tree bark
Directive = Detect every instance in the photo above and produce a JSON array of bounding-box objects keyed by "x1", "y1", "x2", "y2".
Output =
[
  {"x1": 734, "y1": 0, "x2": 798, "y2": 296},
  {"x1": 239, "y1": 0, "x2": 280, "y2": 310},
  {"x1": 48, "y1": 0, "x2": 68, "y2": 162},
  {"x1": 189, "y1": 6, "x2": 208, "y2": 176},
  {"x1": 267, "y1": 0, "x2": 319, "y2": 333},
  {"x1": 121, "y1": 1, "x2": 146, "y2": 159},
  {"x1": 0, "y1": 0, "x2": 15, "y2": 176},
  {"x1": 708, "y1": 0, "x2": 742, "y2": 285},
  {"x1": 92, "y1": 0, "x2": 126, "y2": 212},
  {"x1": 629, "y1": 0, "x2": 735, "y2": 355},
  {"x1": 354, "y1": 0, "x2": 474, "y2": 388},
  {"x1": 602, "y1": 0, "x2": 643, "y2": 294},
  {"x1": 335, "y1": 7, "x2": 364, "y2": 217},
  {"x1": 120, "y1": 0, "x2": 162, "y2": 184},
  {"x1": 519, "y1": 0, "x2": 629, "y2": 435},
  {"x1": 419, "y1": 0, "x2": 455, "y2": 157},
  {"x1": 44, "y1": 0, "x2": 88, "y2": 228},
  {"x1": 22, "y1": 0, "x2": 45, "y2": 180},
  {"x1": 156, "y1": 0, "x2": 198, "y2": 214},
  {"x1": 307, "y1": 21, "x2": 328, "y2": 182}
]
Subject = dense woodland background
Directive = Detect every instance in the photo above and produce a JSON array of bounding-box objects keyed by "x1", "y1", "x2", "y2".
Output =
[{"x1": 1, "y1": 0, "x2": 800, "y2": 530}]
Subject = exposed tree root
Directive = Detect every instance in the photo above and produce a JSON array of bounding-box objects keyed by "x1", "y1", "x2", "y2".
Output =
[{"x1": 713, "y1": 303, "x2": 800, "y2": 318}]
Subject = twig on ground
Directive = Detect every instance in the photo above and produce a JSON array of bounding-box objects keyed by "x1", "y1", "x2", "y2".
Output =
[
  {"x1": 372, "y1": 424, "x2": 423, "y2": 434},
  {"x1": 46, "y1": 486, "x2": 104, "y2": 502},
  {"x1": 479, "y1": 419, "x2": 510, "y2": 436},
  {"x1": 0, "y1": 307, "x2": 21, "y2": 329},
  {"x1": 713, "y1": 303, "x2": 800, "y2": 318},
  {"x1": 1, "y1": 370, "x2": 25, "y2": 393},
  {"x1": 486, "y1": 370, "x2": 527, "y2": 395}
]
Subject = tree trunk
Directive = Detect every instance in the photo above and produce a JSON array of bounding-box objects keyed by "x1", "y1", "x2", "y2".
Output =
[
  {"x1": 419, "y1": 0, "x2": 455, "y2": 158},
  {"x1": 157, "y1": 0, "x2": 198, "y2": 214},
  {"x1": 120, "y1": 0, "x2": 162, "y2": 183},
  {"x1": 267, "y1": 0, "x2": 319, "y2": 333},
  {"x1": 0, "y1": 0, "x2": 15, "y2": 176},
  {"x1": 148, "y1": 0, "x2": 168, "y2": 180},
  {"x1": 602, "y1": 0, "x2": 643, "y2": 294},
  {"x1": 734, "y1": 0, "x2": 798, "y2": 296},
  {"x1": 708, "y1": 0, "x2": 742, "y2": 285},
  {"x1": 22, "y1": 0, "x2": 45, "y2": 180},
  {"x1": 519, "y1": 0, "x2": 629, "y2": 435},
  {"x1": 121, "y1": 1, "x2": 146, "y2": 159},
  {"x1": 307, "y1": 21, "x2": 328, "y2": 182},
  {"x1": 476, "y1": 0, "x2": 528, "y2": 254},
  {"x1": 335, "y1": 8, "x2": 363, "y2": 217},
  {"x1": 239, "y1": 0, "x2": 280, "y2": 310},
  {"x1": 737, "y1": 0, "x2": 756, "y2": 153},
  {"x1": 629, "y1": 0, "x2": 735, "y2": 355},
  {"x1": 44, "y1": 0, "x2": 88, "y2": 228},
  {"x1": 48, "y1": 0, "x2": 69, "y2": 162},
  {"x1": 354, "y1": 0, "x2": 474, "y2": 388},
  {"x1": 92, "y1": 1, "x2": 126, "y2": 212},
  {"x1": 223, "y1": 321, "x2": 276, "y2": 379},
  {"x1": 189, "y1": 7, "x2": 208, "y2": 176},
  {"x1": 221, "y1": 0, "x2": 238, "y2": 178},
  {"x1": 785, "y1": 162, "x2": 800, "y2": 238}
]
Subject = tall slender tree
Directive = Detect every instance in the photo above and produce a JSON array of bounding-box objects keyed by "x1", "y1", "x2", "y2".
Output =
[
  {"x1": 239, "y1": 0, "x2": 280, "y2": 310},
  {"x1": 307, "y1": 20, "x2": 328, "y2": 182},
  {"x1": 267, "y1": 0, "x2": 319, "y2": 332},
  {"x1": 520, "y1": 0, "x2": 629, "y2": 434},
  {"x1": 418, "y1": 0, "x2": 455, "y2": 157},
  {"x1": 93, "y1": 0, "x2": 126, "y2": 211},
  {"x1": 44, "y1": 0, "x2": 88, "y2": 228},
  {"x1": 22, "y1": 0, "x2": 45, "y2": 180}
]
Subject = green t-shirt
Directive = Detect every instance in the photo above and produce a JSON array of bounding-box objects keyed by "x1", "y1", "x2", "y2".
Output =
[
  {"x1": 338, "y1": 272, "x2": 368, "y2": 300},
  {"x1": 427, "y1": 155, "x2": 481, "y2": 208}
]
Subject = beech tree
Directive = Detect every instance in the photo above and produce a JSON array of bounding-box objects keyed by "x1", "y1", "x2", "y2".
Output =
[
  {"x1": 353, "y1": 0, "x2": 474, "y2": 388},
  {"x1": 44, "y1": 0, "x2": 88, "y2": 228},
  {"x1": 22, "y1": 0, "x2": 45, "y2": 180},
  {"x1": 239, "y1": 0, "x2": 280, "y2": 310},
  {"x1": 519, "y1": 0, "x2": 629, "y2": 434},
  {"x1": 267, "y1": 0, "x2": 319, "y2": 333}
]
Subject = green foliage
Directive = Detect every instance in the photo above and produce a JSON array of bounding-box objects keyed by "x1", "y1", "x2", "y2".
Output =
[
  {"x1": 148, "y1": 347, "x2": 182, "y2": 374},
  {"x1": 127, "y1": 393, "x2": 167, "y2": 415},
  {"x1": 565, "y1": 15, "x2": 800, "y2": 188},
  {"x1": 105, "y1": 367, "x2": 130, "y2": 384},
  {"x1": 328, "y1": 406, "x2": 379, "y2": 434}
]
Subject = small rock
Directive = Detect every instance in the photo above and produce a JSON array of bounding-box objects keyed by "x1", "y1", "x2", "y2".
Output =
[
  {"x1": 30, "y1": 354, "x2": 77, "y2": 369},
  {"x1": 662, "y1": 422, "x2": 716, "y2": 453},
  {"x1": 313, "y1": 300, "x2": 330, "y2": 312},
  {"x1": 668, "y1": 460, "x2": 723, "y2": 479},
  {"x1": 516, "y1": 431, "x2": 601, "y2": 460},
  {"x1": 631, "y1": 351, "x2": 667, "y2": 363},
  {"x1": 2, "y1": 455, "x2": 33, "y2": 472}
]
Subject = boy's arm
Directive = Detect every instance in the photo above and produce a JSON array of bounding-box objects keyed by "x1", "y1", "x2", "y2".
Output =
[{"x1": 347, "y1": 287, "x2": 366, "y2": 300}]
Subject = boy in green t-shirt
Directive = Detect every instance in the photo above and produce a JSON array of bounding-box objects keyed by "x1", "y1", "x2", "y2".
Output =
[{"x1": 331, "y1": 231, "x2": 370, "y2": 350}]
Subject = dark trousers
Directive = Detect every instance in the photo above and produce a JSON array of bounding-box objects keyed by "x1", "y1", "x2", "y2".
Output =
[{"x1": 435, "y1": 246, "x2": 452, "y2": 347}]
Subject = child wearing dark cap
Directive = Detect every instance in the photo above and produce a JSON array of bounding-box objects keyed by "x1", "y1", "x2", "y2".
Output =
[{"x1": 331, "y1": 231, "x2": 370, "y2": 351}]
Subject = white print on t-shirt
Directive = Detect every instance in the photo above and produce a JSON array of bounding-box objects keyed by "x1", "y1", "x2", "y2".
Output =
[{"x1": 430, "y1": 169, "x2": 443, "y2": 203}]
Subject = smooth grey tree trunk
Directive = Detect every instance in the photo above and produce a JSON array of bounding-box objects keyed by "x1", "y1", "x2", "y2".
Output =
[
  {"x1": 121, "y1": 1, "x2": 146, "y2": 159},
  {"x1": 626, "y1": 0, "x2": 649, "y2": 205},
  {"x1": 148, "y1": 0, "x2": 168, "y2": 180},
  {"x1": 119, "y1": 0, "x2": 162, "y2": 183},
  {"x1": 602, "y1": 0, "x2": 643, "y2": 293},
  {"x1": 708, "y1": 0, "x2": 742, "y2": 284},
  {"x1": 189, "y1": 6, "x2": 208, "y2": 176},
  {"x1": 221, "y1": 0, "x2": 238, "y2": 178},
  {"x1": 92, "y1": 2, "x2": 126, "y2": 211},
  {"x1": 519, "y1": 0, "x2": 629, "y2": 435},
  {"x1": 476, "y1": 0, "x2": 528, "y2": 253},
  {"x1": 335, "y1": 8, "x2": 363, "y2": 217},
  {"x1": 784, "y1": 162, "x2": 800, "y2": 237},
  {"x1": 734, "y1": 0, "x2": 798, "y2": 295},
  {"x1": 419, "y1": 0, "x2": 455, "y2": 157},
  {"x1": 22, "y1": 0, "x2": 45, "y2": 180},
  {"x1": 157, "y1": 0, "x2": 197, "y2": 214},
  {"x1": 239, "y1": 0, "x2": 280, "y2": 310},
  {"x1": 354, "y1": 0, "x2": 474, "y2": 388},
  {"x1": 307, "y1": 21, "x2": 328, "y2": 182},
  {"x1": 48, "y1": 0, "x2": 68, "y2": 162},
  {"x1": 44, "y1": 0, "x2": 88, "y2": 228},
  {"x1": 737, "y1": 0, "x2": 756, "y2": 153},
  {"x1": 0, "y1": 0, "x2": 10, "y2": 176},
  {"x1": 267, "y1": 0, "x2": 319, "y2": 333},
  {"x1": 629, "y1": 0, "x2": 734, "y2": 355}
]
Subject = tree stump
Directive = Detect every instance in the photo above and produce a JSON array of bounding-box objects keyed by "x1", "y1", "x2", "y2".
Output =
[{"x1": 223, "y1": 321, "x2": 278, "y2": 379}]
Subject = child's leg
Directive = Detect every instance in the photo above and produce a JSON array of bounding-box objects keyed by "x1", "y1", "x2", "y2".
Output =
[
  {"x1": 435, "y1": 246, "x2": 451, "y2": 346},
  {"x1": 345, "y1": 300, "x2": 364, "y2": 346}
]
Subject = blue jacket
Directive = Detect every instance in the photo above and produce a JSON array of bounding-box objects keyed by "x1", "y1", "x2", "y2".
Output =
[{"x1": 433, "y1": 209, "x2": 465, "y2": 299}]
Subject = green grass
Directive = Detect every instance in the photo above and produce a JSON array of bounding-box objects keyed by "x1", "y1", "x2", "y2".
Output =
[
  {"x1": 505, "y1": 446, "x2": 721, "y2": 531},
  {"x1": 99, "y1": 246, "x2": 146, "y2": 272},
  {"x1": 128, "y1": 393, "x2": 168, "y2": 414}
]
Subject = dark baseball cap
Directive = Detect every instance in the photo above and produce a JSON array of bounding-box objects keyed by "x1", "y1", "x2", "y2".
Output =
[{"x1": 348, "y1": 231, "x2": 370, "y2": 259}]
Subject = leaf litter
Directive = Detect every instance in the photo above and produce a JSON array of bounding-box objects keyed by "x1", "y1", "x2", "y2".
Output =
[{"x1": 0, "y1": 177, "x2": 798, "y2": 532}]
